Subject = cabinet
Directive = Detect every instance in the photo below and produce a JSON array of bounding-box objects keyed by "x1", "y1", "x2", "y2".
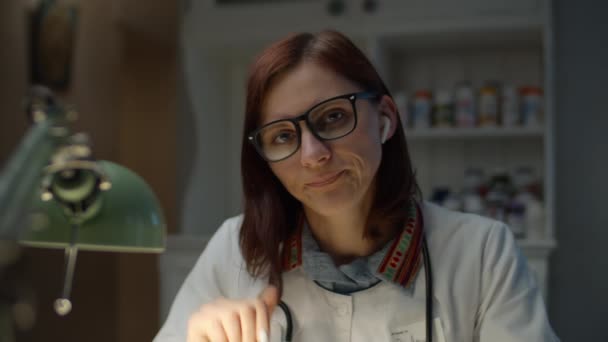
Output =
[
  {"x1": 164, "y1": 0, "x2": 556, "y2": 315},
  {"x1": 361, "y1": 1, "x2": 556, "y2": 298},
  {"x1": 372, "y1": 29, "x2": 546, "y2": 212}
]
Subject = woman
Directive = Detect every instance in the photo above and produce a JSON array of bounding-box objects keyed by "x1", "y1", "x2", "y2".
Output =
[{"x1": 155, "y1": 31, "x2": 558, "y2": 342}]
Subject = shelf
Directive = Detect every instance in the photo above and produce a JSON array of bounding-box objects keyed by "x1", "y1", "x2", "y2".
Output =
[
  {"x1": 518, "y1": 238, "x2": 557, "y2": 249},
  {"x1": 518, "y1": 238, "x2": 557, "y2": 258},
  {"x1": 405, "y1": 126, "x2": 544, "y2": 140}
]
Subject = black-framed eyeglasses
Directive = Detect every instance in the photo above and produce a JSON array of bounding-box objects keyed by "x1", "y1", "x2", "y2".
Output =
[{"x1": 248, "y1": 91, "x2": 380, "y2": 162}]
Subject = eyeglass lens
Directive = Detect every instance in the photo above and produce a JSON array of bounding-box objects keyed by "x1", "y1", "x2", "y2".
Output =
[{"x1": 255, "y1": 97, "x2": 356, "y2": 161}]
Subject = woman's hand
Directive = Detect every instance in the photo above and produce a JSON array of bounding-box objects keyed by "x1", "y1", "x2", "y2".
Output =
[{"x1": 187, "y1": 286, "x2": 279, "y2": 342}]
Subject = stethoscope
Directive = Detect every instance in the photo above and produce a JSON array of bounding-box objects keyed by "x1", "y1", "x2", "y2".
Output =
[{"x1": 277, "y1": 236, "x2": 434, "y2": 342}]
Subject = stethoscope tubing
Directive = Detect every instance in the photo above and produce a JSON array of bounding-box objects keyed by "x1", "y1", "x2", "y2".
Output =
[
  {"x1": 422, "y1": 235, "x2": 433, "y2": 342},
  {"x1": 278, "y1": 235, "x2": 433, "y2": 342},
  {"x1": 277, "y1": 301, "x2": 294, "y2": 341}
]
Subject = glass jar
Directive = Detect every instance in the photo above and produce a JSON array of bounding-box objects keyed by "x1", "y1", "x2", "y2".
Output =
[
  {"x1": 520, "y1": 86, "x2": 543, "y2": 127},
  {"x1": 412, "y1": 90, "x2": 432, "y2": 129},
  {"x1": 454, "y1": 82, "x2": 476, "y2": 127},
  {"x1": 433, "y1": 89, "x2": 453, "y2": 128},
  {"x1": 478, "y1": 84, "x2": 499, "y2": 127}
]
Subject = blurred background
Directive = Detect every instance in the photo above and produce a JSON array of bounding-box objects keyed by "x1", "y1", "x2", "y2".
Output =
[{"x1": 0, "y1": 0, "x2": 606, "y2": 341}]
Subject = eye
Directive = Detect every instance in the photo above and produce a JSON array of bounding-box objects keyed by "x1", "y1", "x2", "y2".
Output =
[
  {"x1": 324, "y1": 111, "x2": 345, "y2": 123},
  {"x1": 272, "y1": 131, "x2": 296, "y2": 145}
]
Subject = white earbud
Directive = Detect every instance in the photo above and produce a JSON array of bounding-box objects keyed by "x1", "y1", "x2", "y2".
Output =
[{"x1": 381, "y1": 116, "x2": 391, "y2": 144}]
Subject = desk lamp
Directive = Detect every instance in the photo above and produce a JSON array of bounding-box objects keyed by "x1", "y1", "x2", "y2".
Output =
[{"x1": 0, "y1": 86, "x2": 166, "y2": 333}]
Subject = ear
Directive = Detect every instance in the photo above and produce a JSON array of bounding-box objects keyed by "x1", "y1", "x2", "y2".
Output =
[
  {"x1": 381, "y1": 116, "x2": 391, "y2": 143},
  {"x1": 378, "y1": 95, "x2": 398, "y2": 144}
]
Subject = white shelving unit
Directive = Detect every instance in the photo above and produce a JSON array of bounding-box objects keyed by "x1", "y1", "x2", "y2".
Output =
[
  {"x1": 161, "y1": 0, "x2": 557, "y2": 317},
  {"x1": 362, "y1": 5, "x2": 557, "y2": 297},
  {"x1": 405, "y1": 126, "x2": 545, "y2": 140}
]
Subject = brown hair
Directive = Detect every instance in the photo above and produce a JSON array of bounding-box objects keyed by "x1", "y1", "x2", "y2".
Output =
[{"x1": 239, "y1": 30, "x2": 419, "y2": 290}]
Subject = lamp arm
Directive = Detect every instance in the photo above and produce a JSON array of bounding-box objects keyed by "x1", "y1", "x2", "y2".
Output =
[{"x1": 0, "y1": 119, "x2": 64, "y2": 240}]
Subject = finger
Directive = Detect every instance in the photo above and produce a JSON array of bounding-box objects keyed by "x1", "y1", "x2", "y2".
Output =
[
  {"x1": 257, "y1": 330, "x2": 269, "y2": 342},
  {"x1": 187, "y1": 313, "x2": 208, "y2": 342},
  {"x1": 221, "y1": 311, "x2": 242, "y2": 342},
  {"x1": 206, "y1": 319, "x2": 229, "y2": 342},
  {"x1": 258, "y1": 286, "x2": 279, "y2": 341},
  {"x1": 254, "y1": 298, "x2": 269, "y2": 342},
  {"x1": 259, "y1": 286, "x2": 280, "y2": 315},
  {"x1": 239, "y1": 304, "x2": 257, "y2": 342}
]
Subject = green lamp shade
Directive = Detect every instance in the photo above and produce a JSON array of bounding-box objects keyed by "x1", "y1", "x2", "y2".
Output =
[{"x1": 20, "y1": 161, "x2": 166, "y2": 253}]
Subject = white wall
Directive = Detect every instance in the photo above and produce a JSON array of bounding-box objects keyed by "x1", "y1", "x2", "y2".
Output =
[
  {"x1": 177, "y1": 29, "x2": 257, "y2": 235},
  {"x1": 178, "y1": 47, "x2": 231, "y2": 235}
]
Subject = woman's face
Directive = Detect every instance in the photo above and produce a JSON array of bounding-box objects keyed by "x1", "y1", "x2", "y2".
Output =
[{"x1": 259, "y1": 61, "x2": 396, "y2": 216}]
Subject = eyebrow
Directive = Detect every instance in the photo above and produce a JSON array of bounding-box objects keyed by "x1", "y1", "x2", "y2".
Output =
[
  {"x1": 261, "y1": 93, "x2": 345, "y2": 125},
  {"x1": 263, "y1": 112, "x2": 299, "y2": 122},
  {"x1": 260, "y1": 100, "x2": 318, "y2": 125}
]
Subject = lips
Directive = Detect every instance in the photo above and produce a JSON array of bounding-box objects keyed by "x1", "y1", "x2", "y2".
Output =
[{"x1": 306, "y1": 170, "x2": 344, "y2": 187}]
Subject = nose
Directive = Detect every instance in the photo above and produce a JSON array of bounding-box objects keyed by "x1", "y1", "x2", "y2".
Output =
[{"x1": 299, "y1": 126, "x2": 331, "y2": 168}]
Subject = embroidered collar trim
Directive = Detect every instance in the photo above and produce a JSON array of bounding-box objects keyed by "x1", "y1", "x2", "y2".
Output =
[{"x1": 281, "y1": 201, "x2": 424, "y2": 289}]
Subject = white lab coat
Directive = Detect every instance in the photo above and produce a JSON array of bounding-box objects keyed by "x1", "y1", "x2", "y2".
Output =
[{"x1": 154, "y1": 202, "x2": 559, "y2": 341}]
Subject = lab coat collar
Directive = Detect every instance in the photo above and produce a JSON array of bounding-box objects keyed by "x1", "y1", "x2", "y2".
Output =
[{"x1": 281, "y1": 200, "x2": 424, "y2": 291}]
